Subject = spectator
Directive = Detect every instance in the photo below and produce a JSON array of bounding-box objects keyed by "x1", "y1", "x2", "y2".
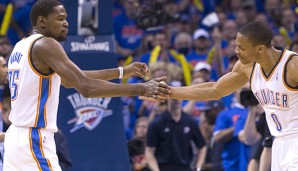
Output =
[
  {"x1": 173, "y1": 32, "x2": 193, "y2": 56},
  {"x1": 200, "y1": 100, "x2": 225, "y2": 171},
  {"x1": 264, "y1": 0, "x2": 282, "y2": 27},
  {"x1": 133, "y1": 116, "x2": 149, "y2": 142},
  {"x1": 176, "y1": 14, "x2": 193, "y2": 34},
  {"x1": 272, "y1": 34, "x2": 287, "y2": 48},
  {"x1": 54, "y1": 129, "x2": 72, "y2": 171},
  {"x1": 0, "y1": 36, "x2": 13, "y2": 60},
  {"x1": 213, "y1": 86, "x2": 249, "y2": 171},
  {"x1": 138, "y1": 61, "x2": 170, "y2": 118},
  {"x1": 238, "y1": 104, "x2": 272, "y2": 171},
  {"x1": 147, "y1": 101, "x2": 168, "y2": 123},
  {"x1": 1, "y1": 83, "x2": 10, "y2": 132},
  {"x1": 215, "y1": 11, "x2": 228, "y2": 30},
  {"x1": 114, "y1": 0, "x2": 144, "y2": 57},
  {"x1": 182, "y1": 77, "x2": 208, "y2": 121},
  {"x1": 234, "y1": 10, "x2": 248, "y2": 28},
  {"x1": 192, "y1": 62, "x2": 211, "y2": 81},
  {"x1": 146, "y1": 81, "x2": 207, "y2": 171},
  {"x1": 139, "y1": 32, "x2": 177, "y2": 65},
  {"x1": 182, "y1": 61, "x2": 225, "y2": 121},
  {"x1": 255, "y1": 13, "x2": 269, "y2": 24},
  {"x1": 221, "y1": 20, "x2": 238, "y2": 45},
  {"x1": 241, "y1": 0, "x2": 257, "y2": 23},
  {"x1": 186, "y1": 28, "x2": 211, "y2": 66},
  {"x1": 128, "y1": 117, "x2": 150, "y2": 171},
  {"x1": 139, "y1": 33, "x2": 155, "y2": 57},
  {"x1": 0, "y1": 56, "x2": 7, "y2": 171},
  {"x1": 290, "y1": 40, "x2": 298, "y2": 53},
  {"x1": 280, "y1": 8, "x2": 297, "y2": 43},
  {"x1": 167, "y1": 32, "x2": 193, "y2": 85},
  {"x1": 113, "y1": 0, "x2": 125, "y2": 18},
  {"x1": 0, "y1": 0, "x2": 35, "y2": 44},
  {"x1": 233, "y1": 90, "x2": 264, "y2": 171},
  {"x1": 129, "y1": 138, "x2": 150, "y2": 171}
]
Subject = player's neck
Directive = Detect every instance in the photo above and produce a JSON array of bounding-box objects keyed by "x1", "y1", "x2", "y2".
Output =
[
  {"x1": 31, "y1": 28, "x2": 44, "y2": 36},
  {"x1": 259, "y1": 47, "x2": 282, "y2": 74}
]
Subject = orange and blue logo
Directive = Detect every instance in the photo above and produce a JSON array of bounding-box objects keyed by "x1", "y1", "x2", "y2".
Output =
[{"x1": 67, "y1": 92, "x2": 113, "y2": 133}]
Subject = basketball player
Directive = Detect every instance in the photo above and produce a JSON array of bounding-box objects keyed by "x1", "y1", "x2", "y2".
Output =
[
  {"x1": 4, "y1": 0, "x2": 170, "y2": 171},
  {"x1": 169, "y1": 21, "x2": 298, "y2": 171}
]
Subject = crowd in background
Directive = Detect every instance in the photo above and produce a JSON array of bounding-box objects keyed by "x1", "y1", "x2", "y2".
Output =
[
  {"x1": 0, "y1": 0, "x2": 297, "y2": 171},
  {"x1": 113, "y1": 0, "x2": 298, "y2": 171}
]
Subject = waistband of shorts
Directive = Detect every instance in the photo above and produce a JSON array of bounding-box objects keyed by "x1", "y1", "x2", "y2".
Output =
[
  {"x1": 10, "y1": 124, "x2": 55, "y2": 135},
  {"x1": 274, "y1": 132, "x2": 298, "y2": 140}
]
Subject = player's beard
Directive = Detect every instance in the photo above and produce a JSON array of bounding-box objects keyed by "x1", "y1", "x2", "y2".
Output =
[{"x1": 56, "y1": 32, "x2": 67, "y2": 42}]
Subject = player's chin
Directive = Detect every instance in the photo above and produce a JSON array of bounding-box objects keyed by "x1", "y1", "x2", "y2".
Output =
[{"x1": 57, "y1": 35, "x2": 67, "y2": 42}]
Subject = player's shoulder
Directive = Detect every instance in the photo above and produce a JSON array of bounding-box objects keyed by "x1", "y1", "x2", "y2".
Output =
[
  {"x1": 233, "y1": 60, "x2": 254, "y2": 70},
  {"x1": 34, "y1": 37, "x2": 59, "y2": 47},
  {"x1": 32, "y1": 37, "x2": 63, "y2": 54},
  {"x1": 232, "y1": 60, "x2": 254, "y2": 77},
  {"x1": 286, "y1": 51, "x2": 298, "y2": 67},
  {"x1": 286, "y1": 53, "x2": 298, "y2": 76}
]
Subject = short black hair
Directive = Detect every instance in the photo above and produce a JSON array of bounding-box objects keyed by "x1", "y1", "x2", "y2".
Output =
[
  {"x1": 239, "y1": 21, "x2": 273, "y2": 47},
  {"x1": 30, "y1": 0, "x2": 63, "y2": 26}
]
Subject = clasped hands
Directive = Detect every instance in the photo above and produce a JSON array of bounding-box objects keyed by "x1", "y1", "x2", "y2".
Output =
[
  {"x1": 140, "y1": 77, "x2": 171, "y2": 102},
  {"x1": 123, "y1": 62, "x2": 171, "y2": 102}
]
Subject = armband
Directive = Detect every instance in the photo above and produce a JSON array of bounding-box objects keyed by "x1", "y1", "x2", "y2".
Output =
[{"x1": 118, "y1": 67, "x2": 124, "y2": 79}]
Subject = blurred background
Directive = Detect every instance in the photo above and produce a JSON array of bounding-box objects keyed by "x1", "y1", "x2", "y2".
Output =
[{"x1": 0, "y1": 0, "x2": 297, "y2": 171}]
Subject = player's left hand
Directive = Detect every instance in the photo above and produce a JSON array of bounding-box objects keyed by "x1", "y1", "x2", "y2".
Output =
[{"x1": 123, "y1": 62, "x2": 150, "y2": 79}]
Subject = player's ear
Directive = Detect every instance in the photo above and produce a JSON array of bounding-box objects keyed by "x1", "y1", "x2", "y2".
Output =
[
  {"x1": 257, "y1": 45, "x2": 265, "y2": 53},
  {"x1": 38, "y1": 16, "x2": 46, "y2": 28}
]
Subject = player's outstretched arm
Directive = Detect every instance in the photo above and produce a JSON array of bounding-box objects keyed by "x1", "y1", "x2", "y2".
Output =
[
  {"x1": 33, "y1": 37, "x2": 171, "y2": 100},
  {"x1": 82, "y1": 62, "x2": 151, "y2": 80},
  {"x1": 170, "y1": 61, "x2": 252, "y2": 101}
]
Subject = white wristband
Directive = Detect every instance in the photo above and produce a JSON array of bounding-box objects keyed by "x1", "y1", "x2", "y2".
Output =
[{"x1": 118, "y1": 67, "x2": 124, "y2": 79}]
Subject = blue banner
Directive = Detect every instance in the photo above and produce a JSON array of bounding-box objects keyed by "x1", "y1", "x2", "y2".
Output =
[
  {"x1": 57, "y1": 49, "x2": 130, "y2": 171},
  {"x1": 62, "y1": 35, "x2": 115, "y2": 54}
]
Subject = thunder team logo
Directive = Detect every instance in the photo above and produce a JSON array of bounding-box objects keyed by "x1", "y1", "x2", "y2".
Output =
[{"x1": 67, "y1": 93, "x2": 113, "y2": 133}]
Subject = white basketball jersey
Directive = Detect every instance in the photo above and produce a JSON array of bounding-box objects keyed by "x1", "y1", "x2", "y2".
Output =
[
  {"x1": 8, "y1": 34, "x2": 61, "y2": 132},
  {"x1": 251, "y1": 49, "x2": 298, "y2": 137}
]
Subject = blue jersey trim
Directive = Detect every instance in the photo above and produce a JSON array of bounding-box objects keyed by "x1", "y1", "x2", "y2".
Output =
[
  {"x1": 30, "y1": 128, "x2": 52, "y2": 171},
  {"x1": 36, "y1": 78, "x2": 50, "y2": 128}
]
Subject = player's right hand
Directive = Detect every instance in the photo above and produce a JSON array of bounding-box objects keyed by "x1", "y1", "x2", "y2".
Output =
[{"x1": 123, "y1": 62, "x2": 150, "y2": 79}]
